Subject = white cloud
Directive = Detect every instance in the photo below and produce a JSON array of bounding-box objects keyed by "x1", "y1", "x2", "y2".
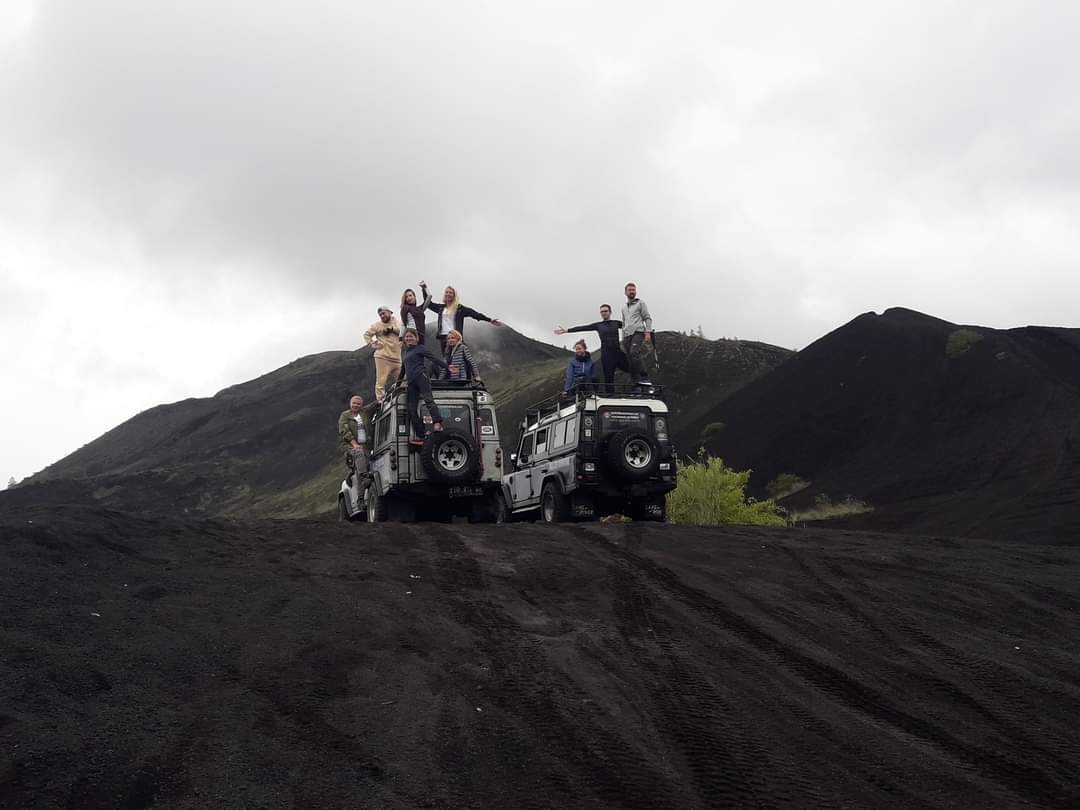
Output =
[{"x1": 1, "y1": 0, "x2": 1079, "y2": 479}]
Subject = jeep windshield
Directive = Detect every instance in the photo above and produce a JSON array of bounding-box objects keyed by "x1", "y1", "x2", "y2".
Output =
[{"x1": 419, "y1": 403, "x2": 473, "y2": 433}]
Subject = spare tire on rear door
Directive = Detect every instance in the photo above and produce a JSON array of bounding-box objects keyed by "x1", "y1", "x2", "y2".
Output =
[
  {"x1": 605, "y1": 429, "x2": 660, "y2": 481},
  {"x1": 420, "y1": 428, "x2": 482, "y2": 484}
]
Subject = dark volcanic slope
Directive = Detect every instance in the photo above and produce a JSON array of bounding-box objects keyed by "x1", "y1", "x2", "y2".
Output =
[
  {"x1": 20, "y1": 329, "x2": 786, "y2": 518},
  {"x1": 691, "y1": 308, "x2": 1080, "y2": 541},
  {"x1": 3, "y1": 507, "x2": 1079, "y2": 808}
]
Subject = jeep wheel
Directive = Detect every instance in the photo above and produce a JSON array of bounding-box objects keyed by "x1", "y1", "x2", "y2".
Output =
[
  {"x1": 365, "y1": 488, "x2": 387, "y2": 523},
  {"x1": 606, "y1": 430, "x2": 660, "y2": 481},
  {"x1": 338, "y1": 495, "x2": 350, "y2": 522},
  {"x1": 541, "y1": 481, "x2": 569, "y2": 524},
  {"x1": 421, "y1": 429, "x2": 481, "y2": 484}
]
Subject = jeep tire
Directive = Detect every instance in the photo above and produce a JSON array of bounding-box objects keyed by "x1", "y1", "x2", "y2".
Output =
[
  {"x1": 420, "y1": 428, "x2": 481, "y2": 484},
  {"x1": 365, "y1": 487, "x2": 387, "y2": 523},
  {"x1": 541, "y1": 481, "x2": 570, "y2": 523},
  {"x1": 606, "y1": 429, "x2": 660, "y2": 481}
]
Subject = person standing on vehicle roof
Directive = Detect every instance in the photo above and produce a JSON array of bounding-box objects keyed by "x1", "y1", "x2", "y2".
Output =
[
  {"x1": 400, "y1": 285, "x2": 432, "y2": 345},
  {"x1": 425, "y1": 284, "x2": 504, "y2": 354},
  {"x1": 398, "y1": 327, "x2": 458, "y2": 446},
  {"x1": 554, "y1": 303, "x2": 630, "y2": 394},
  {"x1": 338, "y1": 395, "x2": 372, "y2": 494},
  {"x1": 621, "y1": 282, "x2": 653, "y2": 384},
  {"x1": 440, "y1": 329, "x2": 481, "y2": 384},
  {"x1": 563, "y1": 340, "x2": 597, "y2": 394},
  {"x1": 364, "y1": 306, "x2": 402, "y2": 402}
]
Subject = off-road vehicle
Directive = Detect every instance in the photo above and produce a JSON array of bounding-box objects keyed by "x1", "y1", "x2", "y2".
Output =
[
  {"x1": 338, "y1": 379, "x2": 505, "y2": 522},
  {"x1": 500, "y1": 385, "x2": 677, "y2": 522}
]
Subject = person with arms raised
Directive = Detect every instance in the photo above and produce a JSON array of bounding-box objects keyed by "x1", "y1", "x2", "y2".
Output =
[{"x1": 425, "y1": 284, "x2": 504, "y2": 353}]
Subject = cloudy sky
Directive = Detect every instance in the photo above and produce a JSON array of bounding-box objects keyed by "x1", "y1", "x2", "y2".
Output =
[{"x1": 2, "y1": 0, "x2": 1079, "y2": 483}]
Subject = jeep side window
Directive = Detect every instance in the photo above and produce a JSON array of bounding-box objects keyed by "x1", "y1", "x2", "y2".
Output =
[
  {"x1": 518, "y1": 433, "x2": 534, "y2": 463},
  {"x1": 535, "y1": 428, "x2": 549, "y2": 457},
  {"x1": 375, "y1": 414, "x2": 390, "y2": 447}
]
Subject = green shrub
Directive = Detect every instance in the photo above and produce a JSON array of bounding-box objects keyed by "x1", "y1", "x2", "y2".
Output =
[
  {"x1": 765, "y1": 473, "x2": 810, "y2": 500},
  {"x1": 945, "y1": 329, "x2": 984, "y2": 359},
  {"x1": 667, "y1": 454, "x2": 785, "y2": 527}
]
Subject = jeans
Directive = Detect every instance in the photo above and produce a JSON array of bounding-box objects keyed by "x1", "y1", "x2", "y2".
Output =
[
  {"x1": 621, "y1": 333, "x2": 648, "y2": 383},
  {"x1": 406, "y1": 375, "x2": 442, "y2": 439}
]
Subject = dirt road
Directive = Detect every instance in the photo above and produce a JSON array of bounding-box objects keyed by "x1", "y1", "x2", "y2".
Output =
[{"x1": 2, "y1": 505, "x2": 1078, "y2": 808}]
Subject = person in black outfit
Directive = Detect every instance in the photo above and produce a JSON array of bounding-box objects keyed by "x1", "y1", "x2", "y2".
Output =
[
  {"x1": 555, "y1": 304, "x2": 630, "y2": 394},
  {"x1": 425, "y1": 284, "x2": 504, "y2": 353},
  {"x1": 397, "y1": 328, "x2": 457, "y2": 446}
]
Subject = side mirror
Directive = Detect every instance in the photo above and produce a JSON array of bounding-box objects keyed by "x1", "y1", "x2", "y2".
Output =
[{"x1": 510, "y1": 453, "x2": 518, "y2": 463}]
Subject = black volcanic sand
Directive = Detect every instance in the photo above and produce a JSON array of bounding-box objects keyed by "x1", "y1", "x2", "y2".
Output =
[{"x1": 2, "y1": 507, "x2": 1079, "y2": 808}]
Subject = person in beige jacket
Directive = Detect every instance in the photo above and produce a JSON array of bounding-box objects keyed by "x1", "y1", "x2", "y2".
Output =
[{"x1": 364, "y1": 306, "x2": 402, "y2": 401}]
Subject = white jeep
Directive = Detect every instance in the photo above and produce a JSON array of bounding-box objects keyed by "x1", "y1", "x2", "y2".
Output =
[
  {"x1": 338, "y1": 380, "x2": 505, "y2": 523},
  {"x1": 500, "y1": 385, "x2": 677, "y2": 523}
]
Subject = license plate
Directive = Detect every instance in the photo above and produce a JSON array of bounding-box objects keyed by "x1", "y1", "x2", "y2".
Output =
[{"x1": 448, "y1": 486, "x2": 483, "y2": 498}]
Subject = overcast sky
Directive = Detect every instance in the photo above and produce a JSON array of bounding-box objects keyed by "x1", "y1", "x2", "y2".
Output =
[{"x1": 2, "y1": 0, "x2": 1079, "y2": 483}]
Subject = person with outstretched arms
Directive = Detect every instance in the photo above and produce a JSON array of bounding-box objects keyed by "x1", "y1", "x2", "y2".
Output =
[
  {"x1": 621, "y1": 282, "x2": 653, "y2": 384},
  {"x1": 555, "y1": 303, "x2": 629, "y2": 394},
  {"x1": 425, "y1": 284, "x2": 504, "y2": 354},
  {"x1": 397, "y1": 327, "x2": 458, "y2": 446},
  {"x1": 364, "y1": 306, "x2": 402, "y2": 402},
  {"x1": 399, "y1": 285, "x2": 431, "y2": 347}
]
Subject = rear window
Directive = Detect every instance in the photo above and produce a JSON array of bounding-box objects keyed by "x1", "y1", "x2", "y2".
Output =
[
  {"x1": 419, "y1": 403, "x2": 472, "y2": 433},
  {"x1": 598, "y1": 408, "x2": 650, "y2": 435}
]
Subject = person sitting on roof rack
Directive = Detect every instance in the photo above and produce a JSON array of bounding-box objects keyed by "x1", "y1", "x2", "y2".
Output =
[
  {"x1": 440, "y1": 329, "x2": 480, "y2": 385},
  {"x1": 555, "y1": 302, "x2": 629, "y2": 394},
  {"x1": 563, "y1": 339, "x2": 597, "y2": 395},
  {"x1": 397, "y1": 327, "x2": 457, "y2": 446},
  {"x1": 425, "y1": 284, "x2": 504, "y2": 354}
]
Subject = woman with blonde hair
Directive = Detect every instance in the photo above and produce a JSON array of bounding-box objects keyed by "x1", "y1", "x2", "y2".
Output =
[
  {"x1": 425, "y1": 284, "x2": 504, "y2": 353},
  {"x1": 440, "y1": 329, "x2": 480, "y2": 384}
]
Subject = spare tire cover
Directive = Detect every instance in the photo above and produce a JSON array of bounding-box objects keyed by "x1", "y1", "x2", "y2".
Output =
[
  {"x1": 420, "y1": 428, "x2": 482, "y2": 484},
  {"x1": 605, "y1": 429, "x2": 660, "y2": 481}
]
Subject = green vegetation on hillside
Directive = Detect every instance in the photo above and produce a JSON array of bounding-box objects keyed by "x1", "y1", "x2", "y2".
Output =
[
  {"x1": 945, "y1": 328, "x2": 984, "y2": 359},
  {"x1": 667, "y1": 455, "x2": 785, "y2": 527}
]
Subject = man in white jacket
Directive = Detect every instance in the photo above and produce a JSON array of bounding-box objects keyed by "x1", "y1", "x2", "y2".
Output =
[{"x1": 621, "y1": 282, "x2": 653, "y2": 384}]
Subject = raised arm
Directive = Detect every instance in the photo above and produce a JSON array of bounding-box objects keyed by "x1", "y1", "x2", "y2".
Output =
[{"x1": 566, "y1": 321, "x2": 602, "y2": 334}]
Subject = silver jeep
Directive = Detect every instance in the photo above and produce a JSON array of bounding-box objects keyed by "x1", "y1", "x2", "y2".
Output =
[
  {"x1": 500, "y1": 385, "x2": 677, "y2": 523},
  {"x1": 338, "y1": 380, "x2": 505, "y2": 522}
]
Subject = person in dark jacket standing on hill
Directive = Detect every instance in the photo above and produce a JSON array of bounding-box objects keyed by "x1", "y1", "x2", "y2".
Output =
[
  {"x1": 426, "y1": 285, "x2": 504, "y2": 353},
  {"x1": 621, "y1": 282, "x2": 653, "y2": 384},
  {"x1": 398, "y1": 328, "x2": 457, "y2": 445},
  {"x1": 563, "y1": 340, "x2": 597, "y2": 394},
  {"x1": 440, "y1": 329, "x2": 480, "y2": 384},
  {"x1": 555, "y1": 303, "x2": 629, "y2": 393}
]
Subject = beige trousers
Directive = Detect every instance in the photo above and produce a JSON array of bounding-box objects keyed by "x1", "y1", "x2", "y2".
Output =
[{"x1": 374, "y1": 356, "x2": 401, "y2": 401}]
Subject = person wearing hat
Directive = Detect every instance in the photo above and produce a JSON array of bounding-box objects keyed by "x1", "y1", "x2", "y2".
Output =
[{"x1": 364, "y1": 306, "x2": 402, "y2": 401}]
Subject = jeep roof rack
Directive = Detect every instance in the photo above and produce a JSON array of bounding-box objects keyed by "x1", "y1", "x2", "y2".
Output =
[{"x1": 521, "y1": 384, "x2": 666, "y2": 429}]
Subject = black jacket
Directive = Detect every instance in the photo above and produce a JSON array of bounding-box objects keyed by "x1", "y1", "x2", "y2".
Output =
[
  {"x1": 398, "y1": 343, "x2": 448, "y2": 382},
  {"x1": 426, "y1": 300, "x2": 493, "y2": 337},
  {"x1": 567, "y1": 319, "x2": 623, "y2": 350}
]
